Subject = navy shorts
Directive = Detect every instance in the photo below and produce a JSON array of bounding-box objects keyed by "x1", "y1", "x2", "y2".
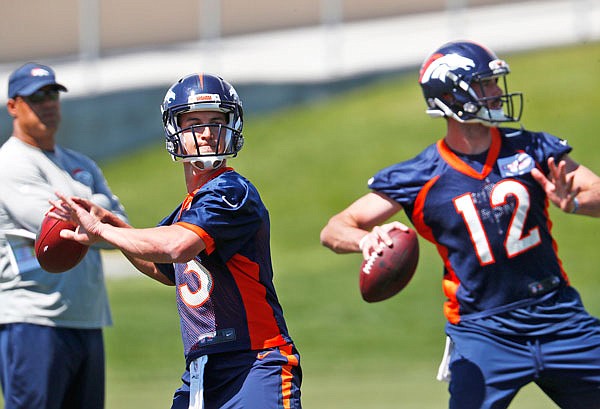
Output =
[
  {"x1": 0, "y1": 323, "x2": 105, "y2": 409},
  {"x1": 445, "y1": 311, "x2": 600, "y2": 409},
  {"x1": 171, "y1": 343, "x2": 302, "y2": 409}
]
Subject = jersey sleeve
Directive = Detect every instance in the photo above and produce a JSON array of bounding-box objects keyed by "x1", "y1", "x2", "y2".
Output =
[
  {"x1": 525, "y1": 131, "x2": 572, "y2": 175},
  {"x1": 368, "y1": 143, "x2": 440, "y2": 211}
]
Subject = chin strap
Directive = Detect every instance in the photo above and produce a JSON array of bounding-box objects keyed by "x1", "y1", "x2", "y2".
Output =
[{"x1": 191, "y1": 158, "x2": 225, "y2": 171}]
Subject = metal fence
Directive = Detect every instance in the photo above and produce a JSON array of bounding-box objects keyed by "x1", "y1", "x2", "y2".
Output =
[{"x1": 1, "y1": 0, "x2": 543, "y2": 63}]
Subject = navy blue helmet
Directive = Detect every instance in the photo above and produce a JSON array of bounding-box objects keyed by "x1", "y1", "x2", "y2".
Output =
[
  {"x1": 418, "y1": 41, "x2": 523, "y2": 125},
  {"x1": 161, "y1": 73, "x2": 244, "y2": 170}
]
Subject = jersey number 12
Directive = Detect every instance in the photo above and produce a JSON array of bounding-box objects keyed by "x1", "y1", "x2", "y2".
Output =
[{"x1": 454, "y1": 180, "x2": 541, "y2": 266}]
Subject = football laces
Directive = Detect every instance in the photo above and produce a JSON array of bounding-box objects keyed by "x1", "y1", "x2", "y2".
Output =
[{"x1": 362, "y1": 252, "x2": 379, "y2": 275}]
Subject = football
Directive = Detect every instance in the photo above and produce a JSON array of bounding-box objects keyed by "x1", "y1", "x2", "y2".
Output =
[
  {"x1": 359, "y1": 228, "x2": 419, "y2": 303},
  {"x1": 35, "y1": 211, "x2": 89, "y2": 274}
]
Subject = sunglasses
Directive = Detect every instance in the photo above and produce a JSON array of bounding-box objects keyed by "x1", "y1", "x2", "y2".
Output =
[{"x1": 23, "y1": 89, "x2": 60, "y2": 104}]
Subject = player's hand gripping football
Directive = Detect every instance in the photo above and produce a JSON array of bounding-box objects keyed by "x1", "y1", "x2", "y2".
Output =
[
  {"x1": 359, "y1": 221, "x2": 410, "y2": 260},
  {"x1": 530, "y1": 157, "x2": 580, "y2": 213},
  {"x1": 48, "y1": 193, "x2": 106, "y2": 245}
]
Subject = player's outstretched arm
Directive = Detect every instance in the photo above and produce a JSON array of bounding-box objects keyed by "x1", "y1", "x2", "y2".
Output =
[
  {"x1": 53, "y1": 193, "x2": 206, "y2": 285},
  {"x1": 49, "y1": 195, "x2": 176, "y2": 285}
]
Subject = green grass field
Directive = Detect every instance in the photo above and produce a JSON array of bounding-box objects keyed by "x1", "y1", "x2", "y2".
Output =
[
  {"x1": 4, "y1": 42, "x2": 598, "y2": 408},
  {"x1": 104, "y1": 42, "x2": 600, "y2": 408}
]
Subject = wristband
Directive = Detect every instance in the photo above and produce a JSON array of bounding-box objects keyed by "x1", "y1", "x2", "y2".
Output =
[{"x1": 570, "y1": 197, "x2": 579, "y2": 214}]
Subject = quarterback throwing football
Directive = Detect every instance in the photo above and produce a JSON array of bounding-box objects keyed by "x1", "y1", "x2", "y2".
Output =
[
  {"x1": 321, "y1": 40, "x2": 600, "y2": 408},
  {"x1": 53, "y1": 73, "x2": 302, "y2": 409}
]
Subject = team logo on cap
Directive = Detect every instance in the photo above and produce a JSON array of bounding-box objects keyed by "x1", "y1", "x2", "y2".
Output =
[{"x1": 30, "y1": 68, "x2": 51, "y2": 77}]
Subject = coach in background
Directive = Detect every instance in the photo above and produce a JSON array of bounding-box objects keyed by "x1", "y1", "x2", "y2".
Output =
[
  {"x1": 321, "y1": 40, "x2": 600, "y2": 408},
  {"x1": 0, "y1": 63, "x2": 127, "y2": 409}
]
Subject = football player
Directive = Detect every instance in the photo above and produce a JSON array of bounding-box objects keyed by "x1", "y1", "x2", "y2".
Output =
[
  {"x1": 321, "y1": 40, "x2": 600, "y2": 408},
  {"x1": 52, "y1": 73, "x2": 302, "y2": 409}
]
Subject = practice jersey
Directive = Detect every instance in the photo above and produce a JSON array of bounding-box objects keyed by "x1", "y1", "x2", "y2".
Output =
[
  {"x1": 156, "y1": 168, "x2": 292, "y2": 363},
  {"x1": 369, "y1": 127, "x2": 573, "y2": 324}
]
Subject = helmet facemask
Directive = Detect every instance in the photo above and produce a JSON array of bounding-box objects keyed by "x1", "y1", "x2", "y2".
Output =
[
  {"x1": 164, "y1": 106, "x2": 243, "y2": 170},
  {"x1": 465, "y1": 73, "x2": 523, "y2": 125}
]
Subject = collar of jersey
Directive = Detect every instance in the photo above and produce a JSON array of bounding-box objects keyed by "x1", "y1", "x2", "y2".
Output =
[
  {"x1": 437, "y1": 128, "x2": 501, "y2": 180},
  {"x1": 180, "y1": 166, "x2": 234, "y2": 215}
]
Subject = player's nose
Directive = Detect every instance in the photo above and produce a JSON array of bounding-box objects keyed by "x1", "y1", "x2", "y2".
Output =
[{"x1": 197, "y1": 125, "x2": 213, "y2": 138}]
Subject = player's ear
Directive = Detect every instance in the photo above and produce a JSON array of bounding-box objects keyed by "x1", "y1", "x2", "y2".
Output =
[{"x1": 6, "y1": 98, "x2": 18, "y2": 117}]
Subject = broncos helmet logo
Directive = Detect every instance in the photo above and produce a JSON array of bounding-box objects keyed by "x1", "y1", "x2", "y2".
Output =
[
  {"x1": 228, "y1": 85, "x2": 239, "y2": 103},
  {"x1": 419, "y1": 53, "x2": 475, "y2": 84},
  {"x1": 164, "y1": 89, "x2": 176, "y2": 106}
]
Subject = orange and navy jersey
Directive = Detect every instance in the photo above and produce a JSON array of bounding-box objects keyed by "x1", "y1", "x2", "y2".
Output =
[
  {"x1": 369, "y1": 127, "x2": 573, "y2": 324},
  {"x1": 156, "y1": 168, "x2": 292, "y2": 363}
]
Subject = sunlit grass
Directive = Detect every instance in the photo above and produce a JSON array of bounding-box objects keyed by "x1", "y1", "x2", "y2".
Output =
[{"x1": 15, "y1": 41, "x2": 596, "y2": 409}]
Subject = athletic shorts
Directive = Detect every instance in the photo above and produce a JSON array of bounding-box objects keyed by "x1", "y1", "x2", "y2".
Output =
[
  {"x1": 171, "y1": 343, "x2": 302, "y2": 409},
  {"x1": 444, "y1": 310, "x2": 600, "y2": 409},
  {"x1": 0, "y1": 323, "x2": 105, "y2": 409}
]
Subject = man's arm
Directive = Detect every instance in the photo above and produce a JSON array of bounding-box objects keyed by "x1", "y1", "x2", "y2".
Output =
[
  {"x1": 51, "y1": 194, "x2": 203, "y2": 285},
  {"x1": 93, "y1": 223, "x2": 205, "y2": 264},
  {"x1": 320, "y1": 191, "x2": 407, "y2": 259}
]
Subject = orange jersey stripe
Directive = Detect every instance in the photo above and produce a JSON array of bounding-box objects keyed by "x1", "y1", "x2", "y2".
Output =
[
  {"x1": 175, "y1": 222, "x2": 216, "y2": 255},
  {"x1": 226, "y1": 254, "x2": 287, "y2": 350},
  {"x1": 412, "y1": 174, "x2": 461, "y2": 323}
]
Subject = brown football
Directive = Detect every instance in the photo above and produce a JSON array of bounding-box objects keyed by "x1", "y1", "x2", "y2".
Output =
[
  {"x1": 35, "y1": 212, "x2": 89, "y2": 274},
  {"x1": 359, "y1": 228, "x2": 419, "y2": 302}
]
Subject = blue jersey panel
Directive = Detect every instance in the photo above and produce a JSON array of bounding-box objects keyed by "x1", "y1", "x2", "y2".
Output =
[{"x1": 369, "y1": 128, "x2": 573, "y2": 322}]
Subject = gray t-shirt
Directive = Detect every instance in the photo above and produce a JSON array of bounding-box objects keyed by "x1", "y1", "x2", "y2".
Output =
[{"x1": 0, "y1": 136, "x2": 128, "y2": 328}]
